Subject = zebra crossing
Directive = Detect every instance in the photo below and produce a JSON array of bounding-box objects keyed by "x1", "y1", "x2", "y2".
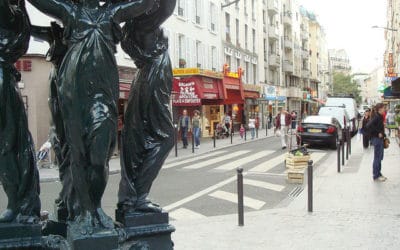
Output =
[{"x1": 164, "y1": 148, "x2": 329, "y2": 221}]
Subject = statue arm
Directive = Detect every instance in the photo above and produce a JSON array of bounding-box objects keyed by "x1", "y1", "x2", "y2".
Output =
[
  {"x1": 27, "y1": 0, "x2": 72, "y2": 22},
  {"x1": 111, "y1": 0, "x2": 155, "y2": 23}
]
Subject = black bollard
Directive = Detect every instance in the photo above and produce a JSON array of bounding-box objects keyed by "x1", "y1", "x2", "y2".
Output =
[
  {"x1": 174, "y1": 125, "x2": 178, "y2": 157},
  {"x1": 342, "y1": 136, "x2": 345, "y2": 166},
  {"x1": 237, "y1": 167, "x2": 244, "y2": 226},
  {"x1": 266, "y1": 124, "x2": 268, "y2": 137},
  {"x1": 192, "y1": 131, "x2": 195, "y2": 154},
  {"x1": 231, "y1": 131, "x2": 233, "y2": 144},
  {"x1": 244, "y1": 127, "x2": 247, "y2": 141},
  {"x1": 307, "y1": 160, "x2": 313, "y2": 212},
  {"x1": 337, "y1": 140, "x2": 341, "y2": 173},
  {"x1": 256, "y1": 127, "x2": 258, "y2": 139},
  {"x1": 346, "y1": 130, "x2": 349, "y2": 161},
  {"x1": 349, "y1": 129, "x2": 352, "y2": 155},
  {"x1": 213, "y1": 130, "x2": 216, "y2": 148}
]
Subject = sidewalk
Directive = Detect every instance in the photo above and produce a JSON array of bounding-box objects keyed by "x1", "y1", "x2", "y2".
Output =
[
  {"x1": 38, "y1": 128, "x2": 277, "y2": 182},
  {"x1": 171, "y1": 137, "x2": 400, "y2": 249}
]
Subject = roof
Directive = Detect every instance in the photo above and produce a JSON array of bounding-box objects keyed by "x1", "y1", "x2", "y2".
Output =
[{"x1": 303, "y1": 115, "x2": 333, "y2": 124}]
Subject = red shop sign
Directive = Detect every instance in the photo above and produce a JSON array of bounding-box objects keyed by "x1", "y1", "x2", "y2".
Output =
[{"x1": 173, "y1": 78, "x2": 201, "y2": 106}]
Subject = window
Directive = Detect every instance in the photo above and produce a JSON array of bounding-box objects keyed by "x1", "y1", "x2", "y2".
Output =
[
  {"x1": 210, "y1": 3, "x2": 216, "y2": 32},
  {"x1": 211, "y1": 46, "x2": 217, "y2": 71},
  {"x1": 196, "y1": 41, "x2": 201, "y2": 68},
  {"x1": 178, "y1": 0, "x2": 184, "y2": 16},
  {"x1": 237, "y1": 58, "x2": 240, "y2": 68},
  {"x1": 251, "y1": 0, "x2": 255, "y2": 19},
  {"x1": 236, "y1": 19, "x2": 240, "y2": 46},
  {"x1": 245, "y1": 24, "x2": 248, "y2": 49},
  {"x1": 226, "y1": 55, "x2": 232, "y2": 69},
  {"x1": 178, "y1": 34, "x2": 185, "y2": 68},
  {"x1": 262, "y1": 10, "x2": 266, "y2": 25},
  {"x1": 244, "y1": 0, "x2": 248, "y2": 15},
  {"x1": 245, "y1": 62, "x2": 249, "y2": 83},
  {"x1": 263, "y1": 39, "x2": 267, "y2": 60},
  {"x1": 253, "y1": 64, "x2": 257, "y2": 84},
  {"x1": 225, "y1": 13, "x2": 231, "y2": 42},
  {"x1": 195, "y1": 0, "x2": 201, "y2": 24},
  {"x1": 252, "y1": 29, "x2": 256, "y2": 53}
]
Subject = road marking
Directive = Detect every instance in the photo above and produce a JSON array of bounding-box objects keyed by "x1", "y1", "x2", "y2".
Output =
[
  {"x1": 213, "y1": 151, "x2": 275, "y2": 171},
  {"x1": 184, "y1": 150, "x2": 250, "y2": 170},
  {"x1": 208, "y1": 190, "x2": 266, "y2": 210},
  {"x1": 243, "y1": 179, "x2": 285, "y2": 192},
  {"x1": 169, "y1": 208, "x2": 206, "y2": 221},
  {"x1": 164, "y1": 175, "x2": 238, "y2": 211},
  {"x1": 249, "y1": 153, "x2": 287, "y2": 173},
  {"x1": 163, "y1": 151, "x2": 227, "y2": 169}
]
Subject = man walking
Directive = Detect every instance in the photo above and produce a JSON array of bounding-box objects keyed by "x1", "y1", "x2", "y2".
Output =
[
  {"x1": 179, "y1": 109, "x2": 191, "y2": 148},
  {"x1": 275, "y1": 109, "x2": 292, "y2": 150}
]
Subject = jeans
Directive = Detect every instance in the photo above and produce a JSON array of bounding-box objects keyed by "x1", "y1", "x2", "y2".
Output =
[
  {"x1": 180, "y1": 127, "x2": 188, "y2": 147},
  {"x1": 371, "y1": 137, "x2": 384, "y2": 179},
  {"x1": 193, "y1": 127, "x2": 201, "y2": 146},
  {"x1": 250, "y1": 128, "x2": 255, "y2": 139}
]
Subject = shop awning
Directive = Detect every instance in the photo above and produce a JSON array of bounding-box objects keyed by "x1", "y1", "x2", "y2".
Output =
[
  {"x1": 391, "y1": 77, "x2": 400, "y2": 94},
  {"x1": 244, "y1": 90, "x2": 260, "y2": 99},
  {"x1": 172, "y1": 78, "x2": 201, "y2": 106},
  {"x1": 384, "y1": 86, "x2": 400, "y2": 99}
]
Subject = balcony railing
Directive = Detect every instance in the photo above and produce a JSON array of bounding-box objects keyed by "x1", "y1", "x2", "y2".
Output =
[
  {"x1": 268, "y1": 54, "x2": 280, "y2": 67},
  {"x1": 284, "y1": 37, "x2": 293, "y2": 49},
  {"x1": 267, "y1": 0, "x2": 279, "y2": 14},
  {"x1": 283, "y1": 14, "x2": 292, "y2": 25},
  {"x1": 268, "y1": 26, "x2": 279, "y2": 40},
  {"x1": 283, "y1": 60, "x2": 293, "y2": 73}
]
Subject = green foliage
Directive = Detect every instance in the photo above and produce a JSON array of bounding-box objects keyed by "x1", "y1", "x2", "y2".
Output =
[{"x1": 332, "y1": 72, "x2": 362, "y2": 104}]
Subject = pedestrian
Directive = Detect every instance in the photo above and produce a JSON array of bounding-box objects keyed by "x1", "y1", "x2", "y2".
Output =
[
  {"x1": 239, "y1": 124, "x2": 245, "y2": 139},
  {"x1": 291, "y1": 111, "x2": 297, "y2": 129},
  {"x1": 248, "y1": 116, "x2": 256, "y2": 140},
  {"x1": 223, "y1": 112, "x2": 232, "y2": 136},
  {"x1": 178, "y1": 109, "x2": 191, "y2": 148},
  {"x1": 192, "y1": 110, "x2": 201, "y2": 149},
  {"x1": 268, "y1": 112, "x2": 272, "y2": 129},
  {"x1": 361, "y1": 109, "x2": 371, "y2": 149},
  {"x1": 366, "y1": 103, "x2": 387, "y2": 182},
  {"x1": 275, "y1": 109, "x2": 292, "y2": 150}
]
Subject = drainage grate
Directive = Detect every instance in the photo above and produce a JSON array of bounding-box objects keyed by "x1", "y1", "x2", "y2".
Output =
[{"x1": 288, "y1": 186, "x2": 304, "y2": 198}]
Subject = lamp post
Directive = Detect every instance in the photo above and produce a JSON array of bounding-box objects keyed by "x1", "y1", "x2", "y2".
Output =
[{"x1": 371, "y1": 25, "x2": 397, "y2": 31}]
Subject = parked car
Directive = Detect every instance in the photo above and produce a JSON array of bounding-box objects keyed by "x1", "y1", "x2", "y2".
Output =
[
  {"x1": 318, "y1": 106, "x2": 350, "y2": 141},
  {"x1": 325, "y1": 96, "x2": 359, "y2": 135},
  {"x1": 297, "y1": 116, "x2": 343, "y2": 149}
]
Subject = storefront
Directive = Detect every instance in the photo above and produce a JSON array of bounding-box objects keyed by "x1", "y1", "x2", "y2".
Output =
[
  {"x1": 264, "y1": 84, "x2": 287, "y2": 118},
  {"x1": 222, "y1": 68, "x2": 245, "y2": 131},
  {"x1": 172, "y1": 68, "x2": 225, "y2": 137},
  {"x1": 243, "y1": 84, "x2": 261, "y2": 126}
]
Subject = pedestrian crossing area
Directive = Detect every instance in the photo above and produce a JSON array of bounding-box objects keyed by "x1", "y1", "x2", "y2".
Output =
[{"x1": 164, "y1": 149, "x2": 329, "y2": 221}]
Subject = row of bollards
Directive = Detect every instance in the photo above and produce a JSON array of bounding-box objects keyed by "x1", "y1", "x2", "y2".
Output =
[{"x1": 337, "y1": 128, "x2": 353, "y2": 172}]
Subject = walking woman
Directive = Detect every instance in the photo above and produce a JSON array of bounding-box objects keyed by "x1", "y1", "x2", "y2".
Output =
[
  {"x1": 366, "y1": 103, "x2": 387, "y2": 182},
  {"x1": 361, "y1": 108, "x2": 371, "y2": 149},
  {"x1": 192, "y1": 110, "x2": 202, "y2": 148}
]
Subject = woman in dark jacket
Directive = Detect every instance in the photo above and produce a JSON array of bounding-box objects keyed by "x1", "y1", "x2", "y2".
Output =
[
  {"x1": 361, "y1": 109, "x2": 371, "y2": 148},
  {"x1": 366, "y1": 103, "x2": 386, "y2": 181}
]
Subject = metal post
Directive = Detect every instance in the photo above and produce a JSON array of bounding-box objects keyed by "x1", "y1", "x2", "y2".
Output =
[
  {"x1": 174, "y1": 124, "x2": 178, "y2": 157},
  {"x1": 237, "y1": 167, "x2": 244, "y2": 226},
  {"x1": 337, "y1": 140, "x2": 341, "y2": 173},
  {"x1": 307, "y1": 160, "x2": 313, "y2": 212},
  {"x1": 266, "y1": 123, "x2": 268, "y2": 137},
  {"x1": 342, "y1": 136, "x2": 345, "y2": 166},
  {"x1": 256, "y1": 127, "x2": 258, "y2": 139},
  {"x1": 231, "y1": 131, "x2": 233, "y2": 144},
  {"x1": 346, "y1": 130, "x2": 349, "y2": 161},
  {"x1": 213, "y1": 130, "x2": 216, "y2": 148},
  {"x1": 244, "y1": 127, "x2": 247, "y2": 141},
  {"x1": 348, "y1": 129, "x2": 352, "y2": 155},
  {"x1": 192, "y1": 131, "x2": 195, "y2": 153}
]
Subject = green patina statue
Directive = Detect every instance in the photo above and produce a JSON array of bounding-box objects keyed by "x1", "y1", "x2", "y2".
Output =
[
  {"x1": 0, "y1": 0, "x2": 41, "y2": 224},
  {"x1": 28, "y1": 0, "x2": 155, "y2": 235},
  {"x1": 117, "y1": 0, "x2": 176, "y2": 214}
]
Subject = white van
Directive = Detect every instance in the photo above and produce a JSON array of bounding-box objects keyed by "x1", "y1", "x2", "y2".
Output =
[{"x1": 325, "y1": 96, "x2": 359, "y2": 135}]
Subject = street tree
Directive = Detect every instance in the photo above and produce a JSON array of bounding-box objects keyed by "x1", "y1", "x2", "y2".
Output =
[{"x1": 332, "y1": 72, "x2": 362, "y2": 104}]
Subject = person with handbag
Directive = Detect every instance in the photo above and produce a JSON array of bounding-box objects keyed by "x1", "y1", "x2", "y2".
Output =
[{"x1": 366, "y1": 103, "x2": 387, "y2": 182}]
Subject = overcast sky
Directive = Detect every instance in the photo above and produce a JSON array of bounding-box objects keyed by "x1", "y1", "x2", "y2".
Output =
[{"x1": 299, "y1": 0, "x2": 387, "y2": 73}]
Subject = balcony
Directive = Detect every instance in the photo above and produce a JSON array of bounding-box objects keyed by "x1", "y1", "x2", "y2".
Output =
[
  {"x1": 302, "y1": 49, "x2": 309, "y2": 58},
  {"x1": 302, "y1": 68, "x2": 310, "y2": 78},
  {"x1": 268, "y1": 54, "x2": 280, "y2": 68},
  {"x1": 284, "y1": 37, "x2": 293, "y2": 50},
  {"x1": 283, "y1": 14, "x2": 292, "y2": 26},
  {"x1": 287, "y1": 86, "x2": 302, "y2": 98},
  {"x1": 283, "y1": 60, "x2": 293, "y2": 73},
  {"x1": 267, "y1": 0, "x2": 279, "y2": 14},
  {"x1": 268, "y1": 26, "x2": 279, "y2": 40}
]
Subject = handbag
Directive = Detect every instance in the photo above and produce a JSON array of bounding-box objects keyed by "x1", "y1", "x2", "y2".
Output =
[{"x1": 384, "y1": 137, "x2": 390, "y2": 149}]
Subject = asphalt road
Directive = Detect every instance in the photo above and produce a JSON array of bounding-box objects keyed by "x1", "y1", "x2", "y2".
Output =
[{"x1": 0, "y1": 137, "x2": 333, "y2": 221}]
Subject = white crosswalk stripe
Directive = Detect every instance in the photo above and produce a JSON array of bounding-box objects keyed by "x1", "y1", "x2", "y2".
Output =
[
  {"x1": 183, "y1": 150, "x2": 250, "y2": 170},
  {"x1": 208, "y1": 190, "x2": 266, "y2": 210},
  {"x1": 169, "y1": 208, "x2": 206, "y2": 221},
  {"x1": 243, "y1": 179, "x2": 285, "y2": 192},
  {"x1": 213, "y1": 150, "x2": 275, "y2": 171},
  {"x1": 163, "y1": 151, "x2": 227, "y2": 169}
]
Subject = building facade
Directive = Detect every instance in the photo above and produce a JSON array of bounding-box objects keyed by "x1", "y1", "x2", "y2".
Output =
[{"x1": 329, "y1": 49, "x2": 352, "y2": 75}]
